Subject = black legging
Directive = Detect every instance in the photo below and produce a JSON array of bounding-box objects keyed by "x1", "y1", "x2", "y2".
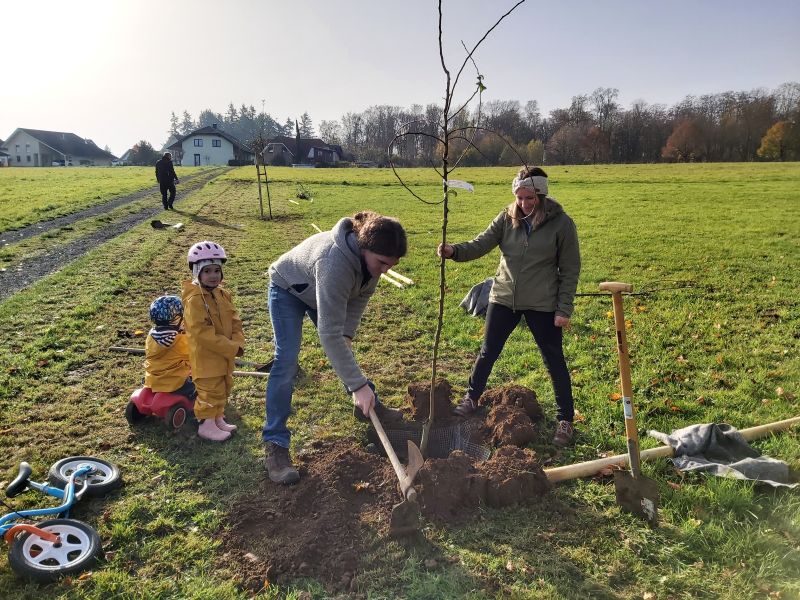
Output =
[{"x1": 467, "y1": 302, "x2": 574, "y2": 422}]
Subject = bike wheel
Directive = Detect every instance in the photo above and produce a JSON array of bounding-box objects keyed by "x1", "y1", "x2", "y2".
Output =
[
  {"x1": 165, "y1": 404, "x2": 188, "y2": 429},
  {"x1": 48, "y1": 456, "x2": 122, "y2": 497},
  {"x1": 8, "y1": 518, "x2": 102, "y2": 582},
  {"x1": 125, "y1": 401, "x2": 146, "y2": 425}
]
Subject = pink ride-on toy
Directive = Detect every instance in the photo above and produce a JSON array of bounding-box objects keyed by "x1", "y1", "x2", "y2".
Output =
[{"x1": 126, "y1": 387, "x2": 194, "y2": 430}]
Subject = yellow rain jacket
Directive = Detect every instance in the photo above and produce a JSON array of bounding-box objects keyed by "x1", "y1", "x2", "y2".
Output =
[
  {"x1": 181, "y1": 280, "x2": 245, "y2": 378},
  {"x1": 144, "y1": 332, "x2": 190, "y2": 392}
]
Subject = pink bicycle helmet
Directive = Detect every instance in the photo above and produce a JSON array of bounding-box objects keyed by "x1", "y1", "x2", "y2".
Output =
[{"x1": 187, "y1": 240, "x2": 227, "y2": 269}]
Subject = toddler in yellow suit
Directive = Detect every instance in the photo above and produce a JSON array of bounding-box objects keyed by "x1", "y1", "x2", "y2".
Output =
[
  {"x1": 182, "y1": 240, "x2": 245, "y2": 442},
  {"x1": 144, "y1": 295, "x2": 196, "y2": 400}
]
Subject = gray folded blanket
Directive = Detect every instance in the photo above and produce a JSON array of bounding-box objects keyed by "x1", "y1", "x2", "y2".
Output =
[
  {"x1": 648, "y1": 423, "x2": 797, "y2": 488},
  {"x1": 460, "y1": 278, "x2": 493, "y2": 317}
]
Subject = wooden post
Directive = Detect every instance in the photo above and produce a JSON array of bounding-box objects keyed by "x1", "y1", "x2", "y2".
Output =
[
  {"x1": 264, "y1": 163, "x2": 273, "y2": 220},
  {"x1": 255, "y1": 157, "x2": 264, "y2": 219}
]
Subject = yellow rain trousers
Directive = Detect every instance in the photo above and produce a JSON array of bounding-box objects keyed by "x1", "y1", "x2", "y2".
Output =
[{"x1": 182, "y1": 280, "x2": 245, "y2": 420}]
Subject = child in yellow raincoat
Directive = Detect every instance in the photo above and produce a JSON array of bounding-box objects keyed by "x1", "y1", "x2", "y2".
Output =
[
  {"x1": 144, "y1": 295, "x2": 196, "y2": 400},
  {"x1": 182, "y1": 241, "x2": 245, "y2": 442}
]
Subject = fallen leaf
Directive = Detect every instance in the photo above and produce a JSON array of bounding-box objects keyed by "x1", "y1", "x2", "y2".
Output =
[
  {"x1": 775, "y1": 387, "x2": 784, "y2": 396},
  {"x1": 133, "y1": 329, "x2": 144, "y2": 337},
  {"x1": 609, "y1": 392, "x2": 622, "y2": 401},
  {"x1": 643, "y1": 593, "x2": 656, "y2": 600},
  {"x1": 667, "y1": 481, "x2": 682, "y2": 490},
  {"x1": 505, "y1": 560, "x2": 514, "y2": 572}
]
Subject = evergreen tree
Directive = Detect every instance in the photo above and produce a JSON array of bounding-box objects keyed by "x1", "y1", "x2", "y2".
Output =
[{"x1": 180, "y1": 111, "x2": 194, "y2": 134}]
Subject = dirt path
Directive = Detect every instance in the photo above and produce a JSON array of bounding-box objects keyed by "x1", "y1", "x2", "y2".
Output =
[
  {"x1": 0, "y1": 168, "x2": 230, "y2": 301},
  {"x1": 0, "y1": 168, "x2": 226, "y2": 244}
]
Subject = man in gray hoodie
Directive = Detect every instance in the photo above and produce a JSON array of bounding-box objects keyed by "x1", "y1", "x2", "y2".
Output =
[{"x1": 263, "y1": 211, "x2": 408, "y2": 484}]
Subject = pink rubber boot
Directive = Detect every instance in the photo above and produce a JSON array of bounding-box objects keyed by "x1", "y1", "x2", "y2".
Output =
[
  {"x1": 198, "y1": 419, "x2": 231, "y2": 442},
  {"x1": 215, "y1": 416, "x2": 238, "y2": 433}
]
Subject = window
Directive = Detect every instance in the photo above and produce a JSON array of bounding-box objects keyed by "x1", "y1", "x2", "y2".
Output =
[
  {"x1": 15, "y1": 144, "x2": 20, "y2": 153},
  {"x1": 16, "y1": 156, "x2": 21, "y2": 162},
  {"x1": 194, "y1": 138, "x2": 203, "y2": 147},
  {"x1": 212, "y1": 139, "x2": 221, "y2": 147},
  {"x1": 27, "y1": 155, "x2": 31, "y2": 162},
  {"x1": 25, "y1": 144, "x2": 30, "y2": 153}
]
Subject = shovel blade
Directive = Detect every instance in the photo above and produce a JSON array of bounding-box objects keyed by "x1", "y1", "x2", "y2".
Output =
[
  {"x1": 614, "y1": 470, "x2": 659, "y2": 527},
  {"x1": 389, "y1": 498, "x2": 420, "y2": 538}
]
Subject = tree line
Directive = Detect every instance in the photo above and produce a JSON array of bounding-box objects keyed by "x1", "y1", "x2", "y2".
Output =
[{"x1": 161, "y1": 82, "x2": 799, "y2": 166}]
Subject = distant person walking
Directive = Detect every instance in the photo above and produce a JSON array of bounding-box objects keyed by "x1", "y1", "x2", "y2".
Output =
[{"x1": 155, "y1": 152, "x2": 179, "y2": 210}]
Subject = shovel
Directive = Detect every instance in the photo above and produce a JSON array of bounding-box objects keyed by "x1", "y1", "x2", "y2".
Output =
[
  {"x1": 600, "y1": 281, "x2": 659, "y2": 526},
  {"x1": 151, "y1": 220, "x2": 184, "y2": 230},
  {"x1": 368, "y1": 406, "x2": 424, "y2": 536}
]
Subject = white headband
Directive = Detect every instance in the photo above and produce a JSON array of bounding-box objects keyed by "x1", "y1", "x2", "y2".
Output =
[
  {"x1": 512, "y1": 175, "x2": 548, "y2": 195},
  {"x1": 192, "y1": 258, "x2": 223, "y2": 279}
]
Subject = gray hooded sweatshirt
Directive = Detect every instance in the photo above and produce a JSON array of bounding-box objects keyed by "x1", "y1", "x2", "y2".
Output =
[{"x1": 268, "y1": 217, "x2": 376, "y2": 392}]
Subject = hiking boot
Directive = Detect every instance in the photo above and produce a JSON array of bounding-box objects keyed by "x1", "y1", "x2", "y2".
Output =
[
  {"x1": 265, "y1": 442, "x2": 300, "y2": 485},
  {"x1": 353, "y1": 401, "x2": 404, "y2": 424},
  {"x1": 553, "y1": 420, "x2": 574, "y2": 447},
  {"x1": 452, "y1": 395, "x2": 478, "y2": 417}
]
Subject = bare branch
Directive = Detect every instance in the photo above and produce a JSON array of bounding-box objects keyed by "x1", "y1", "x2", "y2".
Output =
[{"x1": 451, "y1": 0, "x2": 526, "y2": 97}]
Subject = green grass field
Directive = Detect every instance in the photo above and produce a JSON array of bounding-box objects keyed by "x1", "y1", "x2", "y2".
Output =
[
  {"x1": 0, "y1": 166, "x2": 206, "y2": 233},
  {"x1": 0, "y1": 163, "x2": 798, "y2": 599}
]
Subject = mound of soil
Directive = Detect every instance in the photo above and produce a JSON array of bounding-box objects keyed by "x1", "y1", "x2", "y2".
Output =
[
  {"x1": 222, "y1": 440, "x2": 398, "y2": 593},
  {"x1": 485, "y1": 404, "x2": 537, "y2": 446},
  {"x1": 480, "y1": 384, "x2": 543, "y2": 420},
  {"x1": 406, "y1": 378, "x2": 453, "y2": 420},
  {"x1": 221, "y1": 382, "x2": 549, "y2": 593}
]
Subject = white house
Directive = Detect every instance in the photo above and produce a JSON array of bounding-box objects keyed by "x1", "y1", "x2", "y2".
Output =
[
  {"x1": 0, "y1": 139, "x2": 9, "y2": 167},
  {"x1": 1, "y1": 128, "x2": 116, "y2": 166},
  {"x1": 168, "y1": 124, "x2": 253, "y2": 166}
]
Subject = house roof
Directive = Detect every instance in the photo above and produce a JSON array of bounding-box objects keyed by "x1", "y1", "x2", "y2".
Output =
[
  {"x1": 264, "y1": 136, "x2": 339, "y2": 157},
  {"x1": 10, "y1": 128, "x2": 116, "y2": 159},
  {"x1": 169, "y1": 125, "x2": 252, "y2": 153}
]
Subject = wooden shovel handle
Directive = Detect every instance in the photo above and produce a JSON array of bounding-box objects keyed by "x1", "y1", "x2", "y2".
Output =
[
  {"x1": 599, "y1": 282, "x2": 633, "y2": 294},
  {"x1": 368, "y1": 407, "x2": 417, "y2": 501},
  {"x1": 602, "y1": 282, "x2": 643, "y2": 476}
]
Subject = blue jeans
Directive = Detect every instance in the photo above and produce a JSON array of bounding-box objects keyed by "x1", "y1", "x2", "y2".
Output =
[{"x1": 262, "y1": 282, "x2": 317, "y2": 448}]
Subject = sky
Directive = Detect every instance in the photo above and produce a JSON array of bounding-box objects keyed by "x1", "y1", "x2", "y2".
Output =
[{"x1": 3, "y1": 0, "x2": 799, "y2": 156}]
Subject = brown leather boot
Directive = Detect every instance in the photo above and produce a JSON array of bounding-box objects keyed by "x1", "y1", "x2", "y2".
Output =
[{"x1": 265, "y1": 442, "x2": 300, "y2": 485}]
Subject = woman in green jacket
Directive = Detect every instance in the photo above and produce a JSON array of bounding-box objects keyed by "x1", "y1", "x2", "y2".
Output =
[{"x1": 438, "y1": 166, "x2": 581, "y2": 446}]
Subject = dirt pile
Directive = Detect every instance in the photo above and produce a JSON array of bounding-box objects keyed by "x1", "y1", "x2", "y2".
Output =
[
  {"x1": 222, "y1": 382, "x2": 550, "y2": 593},
  {"x1": 416, "y1": 446, "x2": 550, "y2": 521},
  {"x1": 406, "y1": 378, "x2": 454, "y2": 420},
  {"x1": 222, "y1": 440, "x2": 398, "y2": 592}
]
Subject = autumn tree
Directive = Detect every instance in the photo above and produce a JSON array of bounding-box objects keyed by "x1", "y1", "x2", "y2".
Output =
[
  {"x1": 662, "y1": 118, "x2": 704, "y2": 162},
  {"x1": 757, "y1": 120, "x2": 799, "y2": 160}
]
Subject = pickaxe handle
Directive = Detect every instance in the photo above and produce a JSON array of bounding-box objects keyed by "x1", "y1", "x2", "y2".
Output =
[{"x1": 368, "y1": 407, "x2": 420, "y2": 501}]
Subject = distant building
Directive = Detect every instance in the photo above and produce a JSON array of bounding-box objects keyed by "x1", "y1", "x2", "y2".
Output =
[
  {"x1": 2, "y1": 128, "x2": 116, "y2": 166},
  {"x1": 263, "y1": 136, "x2": 342, "y2": 166},
  {"x1": 168, "y1": 124, "x2": 253, "y2": 166},
  {"x1": 112, "y1": 148, "x2": 133, "y2": 166},
  {"x1": 0, "y1": 139, "x2": 9, "y2": 167}
]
